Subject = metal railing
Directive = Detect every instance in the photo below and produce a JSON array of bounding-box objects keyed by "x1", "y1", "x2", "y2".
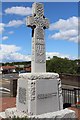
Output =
[{"x1": 62, "y1": 88, "x2": 80, "y2": 105}]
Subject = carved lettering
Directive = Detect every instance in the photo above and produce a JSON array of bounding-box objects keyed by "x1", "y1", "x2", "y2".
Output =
[{"x1": 37, "y1": 92, "x2": 57, "y2": 99}]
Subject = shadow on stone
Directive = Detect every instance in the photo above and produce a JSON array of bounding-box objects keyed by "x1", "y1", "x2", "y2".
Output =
[{"x1": 63, "y1": 103, "x2": 71, "y2": 109}]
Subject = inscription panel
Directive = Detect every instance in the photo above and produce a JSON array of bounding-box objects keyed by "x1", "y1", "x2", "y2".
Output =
[
  {"x1": 35, "y1": 39, "x2": 45, "y2": 63},
  {"x1": 34, "y1": 27, "x2": 45, "y2": 63},
  {"x1": 36, "y1": 79, "x2": 59, "y2": 114},
  {"x1": 19, "y1": 87, "x2": 26, "y2": 104},
  {"x1": 37, "y1": 92, "x2": 57, "y2": 99}
]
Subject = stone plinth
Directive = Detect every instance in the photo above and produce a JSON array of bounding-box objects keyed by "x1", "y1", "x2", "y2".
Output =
[
  {"x1": 16, "y1": 73, "x2": 63, "y2": 116},
  {"x1": 4, "y1": 107, "x2": 76, "y2": 119}
]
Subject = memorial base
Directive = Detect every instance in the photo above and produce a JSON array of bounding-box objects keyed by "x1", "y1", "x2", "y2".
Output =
[
  {"x1": 0, "y1": 107, "x2": 76, "y2": 119},
  {"x1": 16, "y1": 73, "x2": 63, "y2": 115},
  {"x1": 0, "y1": 73, "x2": 76, "y2": 119}
]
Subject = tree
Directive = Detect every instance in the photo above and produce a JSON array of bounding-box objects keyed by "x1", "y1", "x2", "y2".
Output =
[{"x1": 46, "y1": 56, "x2": 80, "y2": 75}]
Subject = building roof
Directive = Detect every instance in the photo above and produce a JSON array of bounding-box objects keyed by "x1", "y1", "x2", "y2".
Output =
[{"x1": 0, "y1": 66, "x2": 16, "y2": 70}]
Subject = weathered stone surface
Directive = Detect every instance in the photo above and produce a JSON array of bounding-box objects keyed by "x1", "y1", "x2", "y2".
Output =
[
  {"x1": 0, "y1": 112, "x2": 6, "y2": 119},
  {"x1": 5, "y1": 108, "x2": 27, "y2": 118},
  {"x1": 5, "y1": 107, "x2": 76, "y2": 119},
  {"x1": 34, "y1": 108, "x2": 76, "y2": 119},
  {"x1": 19, "y1": 72, "x2": 59, "y2": 80},
  {"x1": 16, "y1": 73, "x2": 63, "y2": 115},
  {"x1": 27, "y1": 2, "x2": 49, "y2": 73}
]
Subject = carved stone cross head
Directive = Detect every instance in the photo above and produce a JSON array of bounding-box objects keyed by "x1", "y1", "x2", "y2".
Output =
[{"x1": 27, "y1": 2, "x2": 49, "y2": 29}]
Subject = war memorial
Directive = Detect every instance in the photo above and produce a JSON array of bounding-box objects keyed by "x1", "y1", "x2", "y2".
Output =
[{"x1": 0, "y1": 2, "x2": 76, "y2": 119}]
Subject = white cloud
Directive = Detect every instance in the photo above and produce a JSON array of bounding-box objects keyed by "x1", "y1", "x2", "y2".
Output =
[
  {"x1": 10, "y1": 52, "x2": 31, "y2": 62},
  {"x1": 2, "y1": 36, "x2": 8, "y2": 40},
  {"x1": 0, "y1": 19, "x2": 25, "y2": 34},
  {"x1": 49, "y1": 16, "x2": 78, "y2": 43},
  {"x1": 51, "y1": 29, "x2": 78, "y2": 43},
  {"x1": 0, "y1": 44, "x2": 31, "y2": 62},
  {"x1": 6, "y1": 20, "x2": 24, "y2": 27},
  {"x1": 0, "y1": 19, "x2": 24, "y2": 35},
  {"x1": 46, "y1": 52, "x2": 70, "y2": 60},
  {"x1": 1, "y1": 44, "x2": 21, "y2": 54},
  {"x1": 5, "y1": 6, "x2": 32, "y2": 16},
  {"x1": 49, "y1": 16, "x2": 78, "y2": 31},
  {"x1": 8, "y1": 31, "x2": 14, "y2": 34},
  {"x1": 0, "y1": 23, "x2": 5, "y2": 34}
]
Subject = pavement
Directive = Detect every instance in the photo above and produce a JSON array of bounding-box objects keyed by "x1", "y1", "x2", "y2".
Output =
[{"x1": 0, "y1": 97, "x2": 16, "y2": 112}]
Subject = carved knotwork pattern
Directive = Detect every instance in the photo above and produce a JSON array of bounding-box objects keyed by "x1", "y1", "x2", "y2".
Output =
[
  {"x1": 33, "y1": 3, "x2": 44, "y2": 17},
  {"x1": 19, "y1": 87, "x2": 26, "y2": 104},
  {"x1": 31, "y1": 81, "x2": 35, "y2": 101},
  {"x1": 35, "y1": 27, "x2": 44, "y2": 39},
  {"x1": 58, "y1": 79, "x2": 62, "y2": 97},
  {"x1": 27, "y1": 3, "x2": 49, "y2": 28},
  {"x1": 36, "y1": 54, "x2": 45, "y2": 63}
]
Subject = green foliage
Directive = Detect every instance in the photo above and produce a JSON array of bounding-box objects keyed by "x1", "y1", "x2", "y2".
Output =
[
  {"x1": 46, "y1": 56, "x2": 80, "y2": 75},
  {"x1": 2, "y1": 61, "x2": 31, "y2": 66}
]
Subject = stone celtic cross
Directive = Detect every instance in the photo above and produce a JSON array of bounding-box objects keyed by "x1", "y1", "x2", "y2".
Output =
[{"x1": 27, "y1": 3, "x2": 49, "y2": 73}]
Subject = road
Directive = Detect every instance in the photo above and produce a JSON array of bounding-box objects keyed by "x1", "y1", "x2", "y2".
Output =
[{"x1": 0, "y1": 73, "x2": 19, "y2": 97}]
